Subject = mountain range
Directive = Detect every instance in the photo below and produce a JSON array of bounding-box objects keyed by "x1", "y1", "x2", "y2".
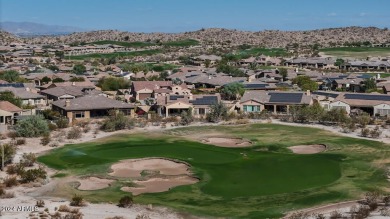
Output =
[{"x1": 0, "y1": 21, "x2": 87, "y2": 36}]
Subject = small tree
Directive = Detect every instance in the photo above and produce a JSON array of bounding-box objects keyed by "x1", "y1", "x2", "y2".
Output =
[
  {"x1": 70, "y1": 194, "x2": 85, "y2": 206},
  {"x1": 72, "y1": 64, "x2": 86, "y2": 75},
  {"x1": 101, "y1": 110, "x2": 133, "y2": 132},
  {"x1": 207, "y1": 102, "x2": 228, "y2": 123},
  {"x1": 0, "y1": 91, "x2": 22, "y2": 107},
  {"x1": 278, "y1": 68, "x2": 288, "y2": 81},
  {"x1": 0, "y1": 144, "x2": 16, "y2": 169},
  {"x1": 118, "y1": 195, "x2": 133, "y2": 208},
  {"x1": 364, "y1": 78, "x2": 377, "y2": 92},
  {"x1": 180, "y1": 108, "x2": 193, "y2": 126},
  {"x1": 14, "y1": 115, "x2": 49, "y2": 137},
  {"x1": 221, "y1": 82, "x2": 245, "y2": 100}
]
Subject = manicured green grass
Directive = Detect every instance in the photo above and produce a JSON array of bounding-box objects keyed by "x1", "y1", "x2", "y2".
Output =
[
  {"x1": 320, "y1": 47, "x2": 390, "y2": 58},
  {"x1": 38, "y1": 124, "x2": 390, "y2": 218},
  {"x1": 87, "y1": 39, "x2": 199, "y2": 48},
  {"x1": 64, "y1": 49, "x2": 161, "y2": 60},
  {"x1": 87, "y1": 40, "x2": 156, "y2": 48},
  {"x1": 163, "y1": 39, "x2": 199, "y2": 47}
]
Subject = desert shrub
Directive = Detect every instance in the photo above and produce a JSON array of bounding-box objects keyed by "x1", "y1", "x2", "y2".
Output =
[
  {"x1": 15, "y1": 138, "x2": 26, "y2": 145},
  {"x1": 56, "y1": 117, "x2": 69, "y2": 129},
  {"x1": 370, "y1": 126, "x2": 382, "y2": 138},
  {"x1": 6, "y1": 162, "x2": 24, "y2": 175},
  {"x1": 207, "y1": 102, "x2": 228, "y2": 123},
  {"x1": 36, "y1": 200, "x2": 45, "y2": 207},
  {"x1": 180, "y1": 108, "x2": 193, "y2": 126},
  {"x1": 354, "y1": 113, "x2": 371, "y2": 127},
  {"x1": 0, "y1": 191, "x2": 15, "y2": 199},
  {"x1": 361, "y1": 128, "x2": 370, "y2": 137},
  {"x1": 6, "y1": 164, "x2": 17, "y2": 175},
  {"x1": 118, "y1": 195, "x2": 133, "y2": 208},
  {"x1": 163, "y1": 116, "x2": 178, "y2": 123},
  {"x1": 7, "y1": 131, "x2": 17, "y2": 139},
  {"x1": 3, "y1": 176, "x2": 18, "y2": 187},
  {"x1": 47, "y1": 122, "x2": 57, "y2": 131},
  {"x1": 101, "y1": 110, "x2": 133, "y2": 132},
  {"x1": 136, "y1": 214, "x2": 151, "y2": 219},
  {"x1": 58, "y1": 205, "x2": 71, "y2": 212},
  {"x1": 329, "y1": 210, "x2": 343, "y2": 219},
  {"x1": 41, "y1": 109, "x2": 61, "y2": 120},
  {"x1": 355, "y1": 205, "x2": 370, "y2": 218},
  {"x1": 83, "y1": 125, "x2": 91, "y2": 133},
  {"x1": 21, "y1": 153, "x2": 36, "y2": 167},
  {"x1": 380, "y1": 207, "x2": 390, "y2": 216},
  {"x1": 67, "y1": 127, "x2": 82, "y2": 139},
  {"x1": 0, "y1": 143, "x2": 16, "y2": 168},
  {"x1": 287, "y1": 211, "x2": 310, "y2": 219},
  {"x1": 70, "y1": 194, "x2": 85, "y2": 206},
  {"x1": 0, "y1": 186, "x2": 4, "y2": 196},
  {"x1": 14, "y1": 115, "x2": 49, "y2": 137},
  {"x1": 41, "y1": 134, "x2": 51, "y2": 146},
  {"x1": 20, "y1": 167, "x2": 47, "y2": 183}
]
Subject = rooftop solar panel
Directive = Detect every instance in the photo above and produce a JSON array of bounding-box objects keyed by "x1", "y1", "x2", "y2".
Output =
[
  {"x1": 190, "y1": 96, "x2": 218, "y2": 105},
  {"x1": 344, "y1": 93, "x2": 390, "y2": 101},
  {"x1": 269, "y1": 93, "x2": 303, "y2": 103},
  {"x1": 312, "y1": 91, "x2": 339, "y2": 98},
  {"x1": 244, "y1": 84, "x2": 268, "y2": 89},
  {"x1": 0, "y1": 83, "x2": 25, "y2": 88},
  {"x1": 169, "y1": 95, "x2": 184, "y2": 100}
]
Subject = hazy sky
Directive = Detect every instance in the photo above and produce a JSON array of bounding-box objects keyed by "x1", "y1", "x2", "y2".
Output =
[{"x1": 1, "y1": 0, "x2": 390, "y2": 32}]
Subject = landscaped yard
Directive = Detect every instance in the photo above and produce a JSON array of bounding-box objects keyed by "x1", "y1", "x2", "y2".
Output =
[
  {"x1": 320, "y1": 47, "x2": 390, "y2": 59},
  {"x1": 38, "y1": 124, "x2": 390, "y2": 218}
]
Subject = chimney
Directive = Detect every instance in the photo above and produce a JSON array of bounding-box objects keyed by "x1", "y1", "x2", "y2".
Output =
[
  {"x1": 306, "y1": 90, "x2": 311, "y2": 96},
  {"x1": 25, "y1": 87, "x2": 30, "y2": 92},
  {"x1": 65, "y1": 99, "x2": 70, "y2": 107},
  {"x1": 72, "y1": 82, "x2": 76, "y2": 86}
]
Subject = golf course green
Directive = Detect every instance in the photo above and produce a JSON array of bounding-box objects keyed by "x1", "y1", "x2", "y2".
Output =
[{"x1": 38, "y1": 124, "x2": 390, "y2": 218}]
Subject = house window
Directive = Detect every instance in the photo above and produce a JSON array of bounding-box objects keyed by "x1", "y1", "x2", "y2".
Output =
[
  {"x1": 244, "y1": 105, "x2": 260, "y2": 112},
  {"x1": 34, "y1": 99, "x2": 41, "y2": 104},
  {"x1": 75, "y1": 112, "x2": 85, "y2": 118},
  {"x1": 199, "y1": 108, "x2": 206, "y2": 115},
  {"x1": 377, "y1": 109, "x2": 390, "y2": 116},
  {"x1": 0, "y1": 116, "x2": 3, "y2": 123}
]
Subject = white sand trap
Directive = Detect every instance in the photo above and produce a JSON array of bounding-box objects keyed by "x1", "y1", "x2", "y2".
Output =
[
  {"x1": 77, "y1": 177, "x2": 115, "y2": 190},
  {"x1": 121, "y1": 176, "x2": 199, "y2": 195},
  {"x1": 289, "y1": 144, "x2": 326, "y2": 154},
  {"x1": 202, "y1": 137, "x2": 252, "y2": 147},
  {"x1": 109, "y1": 158, "x2": 191, "y2": 178}
]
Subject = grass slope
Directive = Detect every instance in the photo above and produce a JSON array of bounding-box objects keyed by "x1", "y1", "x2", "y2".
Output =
[
  {"x1": 320, "y1": 47, "x2": 390, "y2": 59},
  {"x1": 38, "y1": 124, "x2": 390, "y2": 218}
]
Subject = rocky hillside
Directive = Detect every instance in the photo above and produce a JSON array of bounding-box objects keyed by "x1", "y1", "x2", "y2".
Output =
[
  {"x1": 0, "y1": 30, "x2": 21, "y2": 45},
  {"x1": 2, "y1": 27, "x2": 390, "y2": 48}
]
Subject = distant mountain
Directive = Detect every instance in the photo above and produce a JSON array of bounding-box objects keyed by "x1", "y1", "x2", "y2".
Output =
[
  {"x1": 0, "y1": 21, "x2": 87, "y2": 36},
  {"x1": 23, "y1": 26, "x2": 390, "y2": 48}
]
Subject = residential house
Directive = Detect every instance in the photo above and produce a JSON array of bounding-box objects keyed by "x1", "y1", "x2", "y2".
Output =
[
  {"x1": 52, "y1": 95, "x2": 135, "y2": 124},
  {"x1": 330, "y1": 93, "x2": 390, "y2": 116},
  {"x1": 0, "y1": 101, "x2": 23, "y2": 125},
  {"x1": 156, "y1": 94, "x2": 220, "y2": 117},
  {"x1": 240, "y1": 91, "x2": 313, "y2": 114},
  {"x1": 0, "y1": 86, "x2": 45, "y2": 107},
  {"x1": 131, "y1": 81, "x2": 173, "y2": 101}
]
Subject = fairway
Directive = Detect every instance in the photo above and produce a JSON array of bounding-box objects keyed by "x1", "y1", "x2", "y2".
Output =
[
  {"x1": 320, "y1": 47, "x2": 390, "y2": 59},
  {"x1": 38, "y1": 124, "x2": 390, "y2": 218}
]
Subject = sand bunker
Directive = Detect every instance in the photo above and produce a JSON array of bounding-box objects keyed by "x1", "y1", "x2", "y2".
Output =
[
  {"x1": 289, "y1": 144, "x2": 326, "y2": 154},
  {"x1": 77, "y1": 177, "x2": 115, "y2": 190},
  {"x1": 109, "y1": 158, "x2": 192, "y2": 178},
  {"x1": 121, "y1": 176, "x2": 199, "y2": 195},
  {"x1": 202, "y1": 137, "x2": 252, "y2": 147}
]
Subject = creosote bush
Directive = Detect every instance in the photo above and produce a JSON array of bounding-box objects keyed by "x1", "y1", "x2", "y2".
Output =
[
  {"x1": 118, "y1": 195, "x2": 133, "y2": 208},
  {"x1": 67, "y1": 127, "x2": 82, "y2": 139},
  {"x1": 14, "y1": 115, "x2": 49, "y2": 137}
]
